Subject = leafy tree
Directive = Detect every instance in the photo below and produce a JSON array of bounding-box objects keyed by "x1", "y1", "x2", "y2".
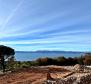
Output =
[
  {"x1": 0, "y1": 45, "x2": 15, "y2": 72},
  {"x1": 66, "y1": 57, "x2": 77, "y2": 65},
  {"x1": 56, "y1": 56, "x2": 66, "y2": 65}
]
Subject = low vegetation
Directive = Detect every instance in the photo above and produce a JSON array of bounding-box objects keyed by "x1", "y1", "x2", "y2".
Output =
[
  {"x1": 4, "y1": 53, "x2": 91, "y2": 72},
  {"x1": 0, "y1": 45, "x2": 91, "y2": 84},
  {"x1": 18, "y1": 53, "x2": 91, "y2": 67},
  {"x1": 0, "y1": 45, "x2": 91, "y2": 72}
]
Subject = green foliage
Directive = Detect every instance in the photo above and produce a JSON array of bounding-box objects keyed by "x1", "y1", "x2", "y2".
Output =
[
  {"x1": 11, "y1": 61, "x2": 34, "y2": 70},
  {"x1": 77, "y1": 56, "x2": 84, "y2": 65},
  {"x1": 6, "y1": 56, "x2": 16, "y2": 71},
  {"x1": 2, "y1": 52, "x2": 91, "y2": 71},
  {"x1": 0, "y1": 45, "x2": 15, "y2": 72},
  {"x1": 33, "y1": 53, "x2": 91, "y2": 66}
]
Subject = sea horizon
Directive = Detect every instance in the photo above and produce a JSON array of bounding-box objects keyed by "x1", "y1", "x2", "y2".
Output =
[{"x1": 15, "y1": 50, "x2": 87, "y2": 61}]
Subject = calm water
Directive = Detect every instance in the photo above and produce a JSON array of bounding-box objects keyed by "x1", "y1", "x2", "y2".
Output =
[{"x1": 15, "y1": 51, "x2": 84, "y2": 61}]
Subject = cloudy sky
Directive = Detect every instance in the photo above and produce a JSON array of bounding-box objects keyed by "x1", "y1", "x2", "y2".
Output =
[{"x1": 0, "y1": 0, "x2": 91, "y2": 51}]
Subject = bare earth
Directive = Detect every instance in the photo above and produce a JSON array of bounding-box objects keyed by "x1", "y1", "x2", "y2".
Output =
[
  {"x1": 0, "y1": 65, "x2": 91, "y2": 84},
  {"x1": 0, "y1": 66, "x2": 70, "y2": 84}
]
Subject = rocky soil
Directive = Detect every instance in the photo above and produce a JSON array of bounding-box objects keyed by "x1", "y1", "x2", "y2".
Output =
[
  {"x1": 43, "y1": 64, "x2": 91, "y2": 84},
  {"x1": 0, "y1": 65, "x2": 91, "y2": 84}
]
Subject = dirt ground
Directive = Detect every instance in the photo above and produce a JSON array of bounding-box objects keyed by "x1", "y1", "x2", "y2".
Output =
[{"x1": 0, "y1": 66, "x2": 71, "y2": 84}]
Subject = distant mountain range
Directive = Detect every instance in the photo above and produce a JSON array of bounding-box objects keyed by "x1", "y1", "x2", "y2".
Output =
[
  {"x1": 16, "y1": 50, "x2": 86, "y2": 53},
  {"x1": 15, "y1": 51, "x2": 90, "y2": 61}
]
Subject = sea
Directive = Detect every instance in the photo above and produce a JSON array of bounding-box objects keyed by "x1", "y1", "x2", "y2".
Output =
[{"x1": 15, "y1": 51, "x2": 84, "y2": 61}]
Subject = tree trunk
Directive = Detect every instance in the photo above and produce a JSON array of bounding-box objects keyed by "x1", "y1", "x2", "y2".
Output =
[{"x1": 1, "y1": 56, "x2": 5, "y2": 72}]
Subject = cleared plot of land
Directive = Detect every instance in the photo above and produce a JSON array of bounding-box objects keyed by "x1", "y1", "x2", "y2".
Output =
[
  {"x1": 0, "y1": 65, "x2": 91, "y2": 84},
  {"x1": 0, "y1": 66, "x2": 70, "y2": 84}
]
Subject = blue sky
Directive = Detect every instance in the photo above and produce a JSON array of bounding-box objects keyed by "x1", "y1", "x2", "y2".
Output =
[{"x1": 0, "y1": 0, "x2": 91, "y2": 51}]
